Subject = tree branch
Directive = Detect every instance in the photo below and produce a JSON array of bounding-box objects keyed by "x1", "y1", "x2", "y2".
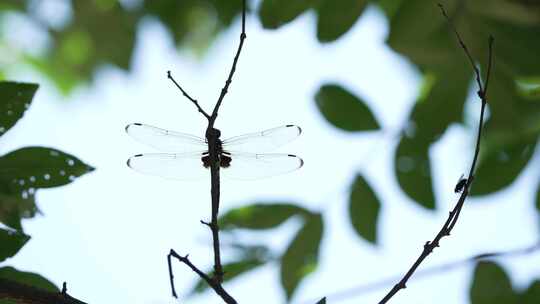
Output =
[
  {"x1": 377, "y1": 5, "x2": 495, "y2": 304},
  {"x1": 209, "y1": 0, "x2": 247, "y2": 127},
  {"x1": 0, "y1": 279, "x2": 87, "y2": 304},
  {"x1": 167, "y1": 70, "x2": 210, "y2": 119},
  {"x1": 167, "y1": 249, "x2": 237, "y2": 304},
  {"x1": 167, "y1": 1, "x2": 247, "y2": 302},
  {"x1": 303, "y1": 241, "x2": 540, "y2": 303}
]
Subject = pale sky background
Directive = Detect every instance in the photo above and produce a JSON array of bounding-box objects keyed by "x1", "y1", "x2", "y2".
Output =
[{"x1": 1, "y1": 4, "x2": 540, "y2": 304}]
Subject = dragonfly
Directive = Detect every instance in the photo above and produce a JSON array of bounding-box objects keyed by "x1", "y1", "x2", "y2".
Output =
[{"x1": 125, "y1": 123, "x2": 303, "y2": 180}]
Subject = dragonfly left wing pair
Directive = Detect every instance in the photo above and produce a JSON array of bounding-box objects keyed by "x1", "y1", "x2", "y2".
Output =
[{"x1": 125, "y1": 123, "x2": 303, "y2": 180}]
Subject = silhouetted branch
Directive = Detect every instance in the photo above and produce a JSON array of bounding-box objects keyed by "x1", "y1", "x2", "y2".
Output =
[
  {"x1": 168, "y1": 249, "x2": 237, "y2": 304},
  {"x1": 303, "y1": 241, "x2": 540, "y2": 303},
  {"x1": 377, "y1": 4, "x2": 495, "y2": 304},
  {"x1": 167, "y1": 0, "x2": 247, "y2": 302},
  {"x1": 0, "y1": 279, "x2": 87, "y2": 304},
  {"x1": 167, "y1": 71, "x2": 210, "y2": 118}
]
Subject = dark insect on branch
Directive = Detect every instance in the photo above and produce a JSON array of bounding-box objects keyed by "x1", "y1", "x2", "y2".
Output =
[{"x1": 377, "y1": 4, "x2": 494, "y2": 304}]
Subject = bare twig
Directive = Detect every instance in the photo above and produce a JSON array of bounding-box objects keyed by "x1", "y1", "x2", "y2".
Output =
[
  {"x1": 167, "y1": 0, "x2": 247, "y2": 302},
  {"x1": 303, "y1": 241, "x2": 540, "y2": 303},
  {"x1": 167, "y1": 70, "x2": 210, "y2": 119},
  {"x1": 377, "y1": 5, "x2": 495, "y2": 304},
  {"x1": 209, "y1": 0, "x2": 247, "y2": 127},
  {"x1": 168, "y1": 249, "x2": 237, "y2": 304}
]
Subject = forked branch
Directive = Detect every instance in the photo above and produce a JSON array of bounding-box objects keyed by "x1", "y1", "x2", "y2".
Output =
[
  {"x1": 167, "y1": 1, "x2": 247, "y2": 303},
  {"x1": 377, "y1": 4, "x2": 494, "y2": 304}
]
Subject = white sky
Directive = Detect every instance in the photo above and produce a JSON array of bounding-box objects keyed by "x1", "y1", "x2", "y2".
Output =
[{"x1": 2, "y1": 5, "x2": 539, "y2": 304}]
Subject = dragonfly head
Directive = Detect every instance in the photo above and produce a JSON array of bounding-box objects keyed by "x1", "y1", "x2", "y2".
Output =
[{"x1": 206, "y1": 128, "x2": 221, "y2": 139}]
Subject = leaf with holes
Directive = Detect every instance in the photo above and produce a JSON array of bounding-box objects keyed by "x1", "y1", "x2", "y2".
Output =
[
  {"x1": 0, "y1": 266, "x2": 58, "y2": 292},
  {"x1": 394, "y1": 136, "x2": 435, "y2": 209},
  {"x1": 0, "y1": 228, "x2": 30, "y2": 262},
  {"x1": 0, "y1": 82, "x2": 38, "y2": 138},
  {"x1": 280, "y1": 213, "x2": 323, "y2": 300},
  {"x1": 259, "y1": 0, "x2": 315, "y2": 29},
  {"x1": 349, "y1": 174, "x2": 381, "y2": 244},
  {"x1": 315, "y1": 84, "x2": 379, "y2": 132},
  {"x1": 0, "y1": 191, "x2": 37, "y2": 231},
  {"x1": 316, "y1": 0, "x2": 367, "y2": 42},
  {"x1": 219, "y1": 203, "x2": 309, "y2": 231},
  {"x1": 0, "y1": 147, "x2": 94, "y2": 193},
  {"x1": 470, "y1": 261, "x2": 519, "y2": 304}
]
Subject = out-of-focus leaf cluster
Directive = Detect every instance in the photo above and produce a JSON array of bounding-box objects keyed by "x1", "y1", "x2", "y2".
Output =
[{"x1": 0, "y1": 81, "x2": 94, "y2": 293}]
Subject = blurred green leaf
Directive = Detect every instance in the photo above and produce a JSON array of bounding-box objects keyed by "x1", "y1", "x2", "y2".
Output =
[
  {"x1": 0, "y1": 147, "x2": 94, "y2": 191},
  {"x1": 316, "y1": 0, "x2": 367, "y2": 42},
  {"x1": 280, "y1": 213, "x2": 323, "y2": 300},
  {"x1": 0, "y1": 228, "x2": 30, "y2": 262},
  {"x1": 219, "y1": 203, "x2": 309, "y2": 230},
  {"x1": 0, "y1": 82, "x2": 38, "y2": 138},
  {"x1": 374, "y1": 0, "x2": 404, "y2": 19},
  {"x1": 520, "y1": 281, "x2": 540, "y2": 303},
  {"x1": 315, "y1": 84, "x2": 380, "y2": 132},
  {"x1": 394, "y1": 135, "x2": 434, "y2": 209},
  {"x1": 0, "y1": 266, "x2": 58, "y2": 292},
  {"x1": 470, "y1": 261, "x2": 518, "y2": 304},
  {"x1": 190, "y1": 257, "x2": 268, "y2": 295},
  {"x1": 470, "y1": 134, "x2": 537, "y2": 196},
  {"x1": 349, "y1": 174, "x2": 380, "y2": 244},
  {"x1": 259, "y1": 0, "x2": 316, "y2": 29},
  {"x1": 0, "y1": 191, "x2": 37, "y2": 231}
]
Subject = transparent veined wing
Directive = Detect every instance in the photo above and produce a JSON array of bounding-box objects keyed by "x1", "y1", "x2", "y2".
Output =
[
  {"x1": 127, "y1": 152, "x2": 303, "y2": 180},
  {"x1": 127, "y1": 152, "x2": 208, "y2": 180},
  {"x1": 221, "y1": 152, "x2": 303, "y2": 180},
  {"x1": 222, "y1": 125, "x2": 301, "y2": 153},
  {"x1": 125, "y1": 123, "x2": 207, "y2": 153}
]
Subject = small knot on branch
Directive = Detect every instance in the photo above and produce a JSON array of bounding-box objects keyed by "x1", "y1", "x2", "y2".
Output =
[
  {"x1": 241, "y1": 33, "x2": 247, "y2": 39},
  {"x1": 61, "y1": 282, "x2": 67, "y2": 296}
]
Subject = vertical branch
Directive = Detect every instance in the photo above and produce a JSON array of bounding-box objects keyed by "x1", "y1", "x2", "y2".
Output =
[
  {"x1": 377, "y1": 5, "x2": 494, "y2": 304},
  {"x1": 167, "y1": 1, "x2": 247, "y2": 303},
  {"x1": 209, "y1": 0, "x2": 248, "y2": 127}
]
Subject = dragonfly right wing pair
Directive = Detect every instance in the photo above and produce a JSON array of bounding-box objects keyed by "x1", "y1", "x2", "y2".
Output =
[{"x1": 125, "y1": 123, "x2": 303, "y2": 180}]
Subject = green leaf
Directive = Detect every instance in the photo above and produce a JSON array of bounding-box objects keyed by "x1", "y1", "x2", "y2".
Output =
[
  {"x1": 316, "y1": 0, "x2": 367, "y2": 42},
  {"x1": 219, "y1": 203, "x2": 309, "y2": 230},
  {"x1": 0, "y1": 191, "x2": 38, "y2": 231},
  {"x1": 470, "y1": 261, "x2": 518, "y2": 304},
  {"x1": 0, "y1": 266, "x2": 58, "y2": 292},
  {"x1": 520, "y1": 281, "x2": 540, "y2": 303},
  {"x1": 315, "y1": 297, "x2": 326, "y2": 304},
  {"x1": 259, "y1": 0, "x2": 316, "y2": 29},
  {"x1": 314, "y1": 84, "x2": 380, "y2": 132},
  {"x1": 280, "y1": 213, "x2": 323, "y2": 300},
  {"x1": 470, "y1": 135, "x2": 537, "y2": 196},
  {"x1": 394, "y1": 136, "x2": 435, "y2": 209},
  {"x1": 190, "y1": 257, "x2": 268, "y2": 295},
  {"x1": 0, "y1": 82, "x2": 39, "y2": 138},
  {"x1": 0, "y1": 228, "x2": 30, "y2": 262},
  {"x1": 0, "y1": 147, "x2": 94, "y2": 192},
  {"x1": 349, "y1": 174, "x2": 381, "y2": 244}
]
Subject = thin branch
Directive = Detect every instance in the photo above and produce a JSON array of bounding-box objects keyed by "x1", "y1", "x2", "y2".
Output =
[
  {"x1": 302, "y1": 241, "x2": 540, "y2": 303},
  {"x1": 209, "y1": 0, "x2": 247, "y2": 126},
  {"x1": 167, "y1": 71, "x2": 210, "y2": 119},
  {"x1": 167, "y1": 1, "x2": 247, "y2": 302},
  {"x1": 377, "y1": 5, "x2": 495, "y2": 304},
  {"x1": 167, "y1": 249, "x2": 237, "y2": 304},
  {"x1": 0, "y1": 279, "x2": 87, "y2": 304}
]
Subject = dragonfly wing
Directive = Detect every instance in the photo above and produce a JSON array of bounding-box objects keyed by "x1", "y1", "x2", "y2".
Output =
[
  {"x1": 127, "y1": 152, "x2": 209, "y2": 180},
  {"x1": 221, "y1": 152, "x2": 303, "y2": 180},
  {"x1": 126, "y1": 123, "x2": 207, "y2": 152},
  {"x1": 222, "y1": 125, "x2": 301, "y2": 153}
]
